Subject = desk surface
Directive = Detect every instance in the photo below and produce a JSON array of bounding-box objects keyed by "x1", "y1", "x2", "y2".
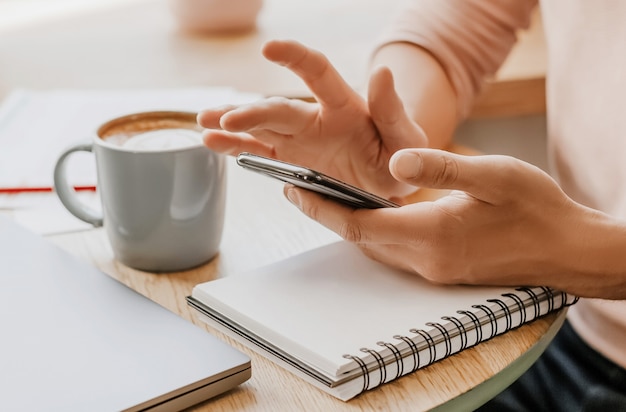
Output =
[{"x1": 0, "y1": 1, "x2": 560, "y2": 410}]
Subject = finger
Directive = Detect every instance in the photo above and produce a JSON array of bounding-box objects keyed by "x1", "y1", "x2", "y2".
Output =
[
  {"x1": 219, "y1": 97, "x2": 317, "y2": 135},
  {"x1": 284, "y1": 185, "x2": 440, "y2": 245},
  {"x1": 197, "y1": 105, "x2": 239, "y2": 129},
  {"x1": 243, "y1": 128, "x2": 298, "y2": 148},
  {"x1": 262, "y1": 40, "x2": 357, "y2": 109},
  {"x1": 203, "y1": 130, "x2": 274, "y2": 157},
  {"x1": 389, "y1": 148, "x2": 522, "y2": 204},
  {"x1": 368, "y1": 66, "x2": 428, "y2": 150}
]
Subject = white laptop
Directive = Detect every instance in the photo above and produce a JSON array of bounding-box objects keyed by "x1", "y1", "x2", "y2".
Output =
[{"x1": 0, "y1": 216, "x2": 251, "y2": 411}]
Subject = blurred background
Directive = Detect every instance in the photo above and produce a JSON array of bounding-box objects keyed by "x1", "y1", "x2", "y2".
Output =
[{"x1": 0, "y1": 0, "x2": 549, "y2": 171}]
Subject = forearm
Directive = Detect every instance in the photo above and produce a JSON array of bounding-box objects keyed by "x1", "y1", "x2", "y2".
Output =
[{"x1": 371, "y1": 43, "x2": 460, "y2": 150}]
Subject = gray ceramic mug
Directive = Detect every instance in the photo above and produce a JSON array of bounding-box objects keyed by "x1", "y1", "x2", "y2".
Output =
[{"x1": 54, "y1": 111, "x2": 226, "y2": 272}]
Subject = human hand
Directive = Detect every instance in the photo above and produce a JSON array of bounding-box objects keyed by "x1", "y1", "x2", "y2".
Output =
[
  {"x1": 283, "y1": 148, "x2": 613, "y2": 297},
  {"x1": 197, "y1": 40, "x2": 427, "y2": 198}
]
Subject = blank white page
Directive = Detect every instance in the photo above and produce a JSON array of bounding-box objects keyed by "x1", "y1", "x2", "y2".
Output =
[{"x1": 192, "y1": 241, "x2": 519, "y2": 376}]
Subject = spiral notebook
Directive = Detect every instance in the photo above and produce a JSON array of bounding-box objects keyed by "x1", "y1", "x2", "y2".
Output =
[{"x1": 187, "y1": 241, "x2": 577, "y2": 401}]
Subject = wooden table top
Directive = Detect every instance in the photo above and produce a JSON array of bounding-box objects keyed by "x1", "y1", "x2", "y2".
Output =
[{"x1": 1, "y1": 1, "x2": 560, "y2": 410}]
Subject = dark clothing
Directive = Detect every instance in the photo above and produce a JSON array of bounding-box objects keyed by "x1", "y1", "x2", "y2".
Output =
[{"x1": 477, "y1": 320, "x2": 626, "y2": 412}]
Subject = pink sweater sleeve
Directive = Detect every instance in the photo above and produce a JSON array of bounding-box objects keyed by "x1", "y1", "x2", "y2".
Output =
[{"x1": 375, "y1": 0, "x2": 537, "y2": 117}]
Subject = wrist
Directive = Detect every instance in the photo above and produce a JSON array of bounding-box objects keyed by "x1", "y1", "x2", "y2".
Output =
[{"x1": 556, "y1": 205, "x2": 626, "y2": 299}]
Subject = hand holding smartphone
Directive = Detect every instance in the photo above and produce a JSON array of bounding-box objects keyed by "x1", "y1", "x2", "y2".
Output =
[{"x1": 236, "y1": 152, "x2": 399, "y2": 209}]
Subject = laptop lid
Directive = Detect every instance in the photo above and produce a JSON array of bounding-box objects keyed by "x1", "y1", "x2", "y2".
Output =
[{"x1": 0, "y1": 216, "x2": 251, "y2": 411}]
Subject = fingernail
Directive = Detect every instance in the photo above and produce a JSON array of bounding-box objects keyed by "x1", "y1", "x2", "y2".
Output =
[
  {"x1": 394, "y1": 152, "x2": 422, "y2": 178},
  {"x1": 286, "y1": 187, "x2": 301, "y2": 208}
]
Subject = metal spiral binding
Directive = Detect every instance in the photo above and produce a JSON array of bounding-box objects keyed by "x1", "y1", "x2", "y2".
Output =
[
  {"x1": 541, "y1": 286, "x2": 555, "y2": 312},
  {"x1": 360, "y1": 347, "x2": 386, "y2": 387},
  {"x1": 502, "y1": 292, "x2": 527, "y2": 324},
  {"x1": 456, "y1": 309, "x2": 483, "y2": 346},
  {"x1": 564, "y1": 290, "x2": 579, "y2": 306},
  {"x1": 342, "y1": 287, "x2": 578, "y2": 396},
  {"x1": 471, "y1": 304, "x2": 499, "y2": 338},
  {"x1": 426, "y1": 322, "x2": 452, "y2": 358},
  {"x1": 442, "y1": 315, "x2": 468, "y2": 351},
  {"x1": 393, "y1": 334, "x2": 421, "y2": 374},
  {"x1": 342, "y1": 353, "x2": 369, "y2": 393},
  {"x1": 411, "y1": 328, "x2": 437, "y2": 365},
  {"x1": 515, "y1": 287, "x2": 542, "y2": 318},
  {"x1": 377, "y1": 341, "x2": 404, "y2": 380},
  {"x1": 487, "y1": 298, "x2": 513, "y2": 332},
  {"x1": 560, "y1": 292, "x2": 580, "y2": 307}
]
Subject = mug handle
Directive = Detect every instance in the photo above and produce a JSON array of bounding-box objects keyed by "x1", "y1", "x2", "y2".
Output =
[{"x1": 53, "y1": 144, "x2": 103, "y2": 227}]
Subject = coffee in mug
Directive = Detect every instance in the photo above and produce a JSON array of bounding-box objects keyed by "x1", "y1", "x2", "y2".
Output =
[{"x1": 54, "y1": 111, "x2": 226, "y2": 272}]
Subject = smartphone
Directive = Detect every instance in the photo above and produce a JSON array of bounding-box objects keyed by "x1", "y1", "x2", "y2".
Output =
[{"x1": 236, "y1": 152, "x2": 399, "y2": 209}]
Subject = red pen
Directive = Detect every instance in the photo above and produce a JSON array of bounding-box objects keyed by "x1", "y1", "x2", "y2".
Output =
[{"x1": 0, "y1": 185, "x2": 97, "y2": 194}]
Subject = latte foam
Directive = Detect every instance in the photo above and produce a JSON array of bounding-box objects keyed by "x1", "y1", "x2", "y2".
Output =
[{"x1": 115, "y1": 129, "x2": 203, "y2": 152}]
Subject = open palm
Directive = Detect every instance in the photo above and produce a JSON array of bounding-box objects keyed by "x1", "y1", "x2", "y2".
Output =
[{"x1": 197, "y1": 40, "x2": 427, "y2": 198}]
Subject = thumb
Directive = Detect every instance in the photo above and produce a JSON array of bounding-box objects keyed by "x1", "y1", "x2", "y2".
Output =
[{"x1": 389, "y1": 148, "x2": 520, "y2": 203}]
